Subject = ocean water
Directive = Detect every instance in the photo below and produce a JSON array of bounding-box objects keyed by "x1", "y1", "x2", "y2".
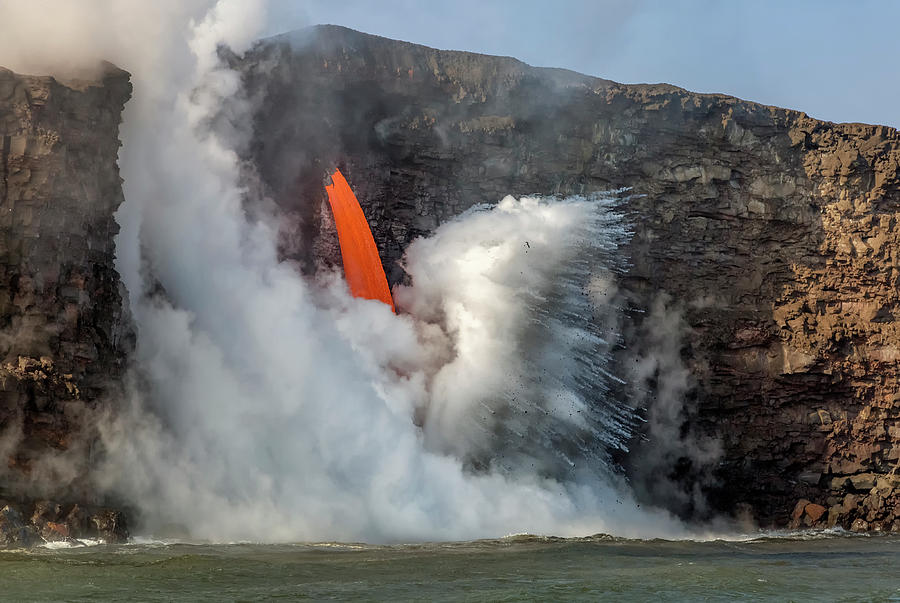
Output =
[{"x1": 1, "y1": 533, "x2": 897, "y2": 602}]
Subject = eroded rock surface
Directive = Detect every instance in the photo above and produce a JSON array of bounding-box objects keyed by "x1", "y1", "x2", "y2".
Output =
[
  {"x1": 237, "y1": 26, "x2": 900, "y2": 530},
  {"x1": 0, "y1": 64, "x2": 132, "y2": 544},
  {"x1": 0, "y1": 500, "x2": 128, "y2": 547}
]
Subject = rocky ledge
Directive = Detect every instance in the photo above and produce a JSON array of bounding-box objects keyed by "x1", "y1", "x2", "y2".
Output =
[{"x1": 236, "y1": 25, "x2": 900, "y2": 531}]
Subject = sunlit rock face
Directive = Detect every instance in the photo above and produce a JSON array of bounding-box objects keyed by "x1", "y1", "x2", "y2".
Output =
[
  {"x1": 0, "y1": 64, "x2": 132, "y2": 540},
  {"x1": 236, "y1": 25, "x2": 900, "y2": 530}
]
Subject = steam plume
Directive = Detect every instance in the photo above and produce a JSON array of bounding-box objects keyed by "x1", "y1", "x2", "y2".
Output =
[{"x1": 2, "y1": 0, "x2": 697, "y2": 542}]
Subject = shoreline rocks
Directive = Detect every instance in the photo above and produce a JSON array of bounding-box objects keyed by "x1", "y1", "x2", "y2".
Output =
[{"x1": 0, "y1": 500, "x2": 128, "y2": 548}]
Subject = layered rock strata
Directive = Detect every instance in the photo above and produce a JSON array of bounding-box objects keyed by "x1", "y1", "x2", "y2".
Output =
[
  {"x1": 236, "y1": 26, "x2": 900, "y2": 530},
  {"x1": 0, "y1": 65, "x2": 132, "y2": 545}
]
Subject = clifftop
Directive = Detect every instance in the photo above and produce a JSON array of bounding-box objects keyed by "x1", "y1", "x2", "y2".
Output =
[{"x1": 263, "y1": 24, "x2": 876, "y2": 126}]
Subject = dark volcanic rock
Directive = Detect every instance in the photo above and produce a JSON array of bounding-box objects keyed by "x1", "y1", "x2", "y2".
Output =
[
  {"x1": 0, "y1": 63, "x2": 133, "y2": 531},
  {"x1": 236, "y1": 25, "x2": 900, "y2": 530},
  {"x1": 0, "y1": 498, "x2": 130, "y2": 547},
  {"x1": 0, "y1": 504, "x2": 38, "y2": 547}
]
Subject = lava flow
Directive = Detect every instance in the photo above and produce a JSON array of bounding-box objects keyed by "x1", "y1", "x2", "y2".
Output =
[{"x1": 324, "y1": 168, "x2": 395, "y2": 311}]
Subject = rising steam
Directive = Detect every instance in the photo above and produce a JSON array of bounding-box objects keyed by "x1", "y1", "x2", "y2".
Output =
[
  {"x1": 2, "y1": 0, "x2": 694, "y2": 542},
  {"x1": 394, "y1": 195, "x2": 633, "y2": 478}
]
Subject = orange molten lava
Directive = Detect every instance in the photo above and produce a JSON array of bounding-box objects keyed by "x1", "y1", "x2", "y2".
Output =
[{"x1": 324, "y1": 169, "x2": 395, "y2": 311}]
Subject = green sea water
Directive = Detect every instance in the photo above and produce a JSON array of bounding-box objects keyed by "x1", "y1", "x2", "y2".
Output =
[{"x1": 1, "y1": 534, "x2": 897, "y2": 602}]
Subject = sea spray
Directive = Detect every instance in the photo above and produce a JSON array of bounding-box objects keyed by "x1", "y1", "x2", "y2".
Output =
[{"x1": 391, "y1": 195, "x2": 634, "y2": 479}]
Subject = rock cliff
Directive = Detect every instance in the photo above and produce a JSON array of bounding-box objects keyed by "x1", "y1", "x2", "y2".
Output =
[
  {"x1": 2, "y1": 25, "x2": 898, "y2": 539},
  {"x1": 0, "y1": 65, "x2": 131, "y2": 545},
  {"x1": 236, "y1": 25, "x2": 900, "y2": 531}
]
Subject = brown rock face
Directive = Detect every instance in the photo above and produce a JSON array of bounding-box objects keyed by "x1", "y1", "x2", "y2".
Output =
[
  {"x1": 0, "y1": 64, "x2": 132, "y2": 536},
  {"x1": 235, "y1": 26, "x2": 900, "y2": 530}
]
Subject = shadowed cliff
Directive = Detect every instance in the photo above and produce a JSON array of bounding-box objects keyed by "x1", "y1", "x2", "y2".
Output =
[
  {"x1": 0, "y1": 64, "x2": 131, "y2": 545},
  {"x1": 235, "y1": 25, "x2": 900, "y2": 531}
]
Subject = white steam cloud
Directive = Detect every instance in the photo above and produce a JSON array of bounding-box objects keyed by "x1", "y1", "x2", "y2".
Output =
[
  {"x1": 2, "y1": 0, "x2": 698, "y2": 542},
  {"x1": 393, "y1": 196, "x2": 633, "y2": 477}
]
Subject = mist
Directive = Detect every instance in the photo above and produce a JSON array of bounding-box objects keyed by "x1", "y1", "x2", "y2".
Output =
[
  {"x1": 1, "y1": 0, "x2": 702, "y2": 542},
  {"x1": 623, "y1": 295, "x2": 723, "y2": 518}
]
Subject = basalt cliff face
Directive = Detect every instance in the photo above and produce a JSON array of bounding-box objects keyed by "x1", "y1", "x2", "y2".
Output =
[
  {"x1": 236, "y1": 26, "x2": 900, "y2": 531},
  {"x1": 0, "y1": 65, "x2": 131, "y2": 545},
  {"x1": 2, "y1": 25, "x2": 899, "y2": 540}
]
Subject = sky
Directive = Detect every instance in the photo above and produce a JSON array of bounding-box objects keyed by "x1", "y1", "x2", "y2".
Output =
[{"x1": 266, "y1": 0, "x2": 900, "y2": 128}]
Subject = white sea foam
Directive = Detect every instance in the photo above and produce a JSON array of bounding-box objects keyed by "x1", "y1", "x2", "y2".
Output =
[{"x1": 40, "y1": 538, "x2": 105, "y2": 550}]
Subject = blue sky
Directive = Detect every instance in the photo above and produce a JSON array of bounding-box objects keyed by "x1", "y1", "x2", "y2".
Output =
[{"x1": 265, "y1": 0, "x2": 900, "y2": 128}]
